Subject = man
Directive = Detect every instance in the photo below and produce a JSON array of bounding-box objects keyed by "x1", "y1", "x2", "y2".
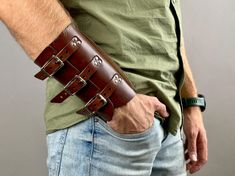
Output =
[{"x1": 0, "y1": 0, "x2": 207, "y2": 175}]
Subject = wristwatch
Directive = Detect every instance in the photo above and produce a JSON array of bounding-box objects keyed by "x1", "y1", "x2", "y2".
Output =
[{"x1": 181, "y1": 94, "x2": 206, "y2": 112}]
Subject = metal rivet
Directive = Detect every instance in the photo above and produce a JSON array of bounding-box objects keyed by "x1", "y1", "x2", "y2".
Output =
[
  {"x1": 93, "y1": 56, "x2": 102, "y2": 66},
  {"x1": 72, "y1": 37, "x2": 81, "y2": 47},
  {"x1": 113, "y1": 74, "x2": 122, "y2": 84}
]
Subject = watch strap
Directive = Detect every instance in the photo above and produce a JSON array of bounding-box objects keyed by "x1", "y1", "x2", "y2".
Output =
[{"x1": 181, "y1": 94, "x2": 206, "y2": 112}]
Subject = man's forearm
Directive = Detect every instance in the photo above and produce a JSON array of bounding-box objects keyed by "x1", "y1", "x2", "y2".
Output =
[
  {"x1": 180, "y1": 45, "x2": 198, "y2": 98},
  {"x1": 0, "y1": 0, "x2": 71, "y2": 59},
  {"x1": 180, "y1": 46, "x2": 208, "y2": 174}
]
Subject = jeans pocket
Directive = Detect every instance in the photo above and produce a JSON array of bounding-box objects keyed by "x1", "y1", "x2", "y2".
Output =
[
  {"x1": 47, "y1": 128, "x2": 68, "y2": 176},
  {"x1": 95, "y1": 116, "x2": 160, "y2": 141}
]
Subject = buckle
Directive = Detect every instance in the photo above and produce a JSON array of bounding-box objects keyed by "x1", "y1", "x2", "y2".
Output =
[
  {"x1": 83, "y1": 93, "x2": 107, "y2": 115},
  {"x1": 64, "y1": 75, "x2": 87, "y2": 96},
  {"x1": 41, "y1": 55, "x2": 64, "y2": 77}
]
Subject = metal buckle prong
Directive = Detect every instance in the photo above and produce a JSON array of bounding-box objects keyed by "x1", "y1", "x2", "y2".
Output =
[
  {"x1": 41, "y1": 55, "x2": 64, "y2": 77},
  {"x1": 84, "y1": 93, "x2": 107, "y2": 115},
  {"x1": 64, "y1": 75, "x2": 87, "y2": 96}
]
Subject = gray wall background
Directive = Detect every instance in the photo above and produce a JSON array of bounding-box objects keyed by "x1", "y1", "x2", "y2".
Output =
[{"x1": 0, "y1": 0, "x2": 234, "y2": 175}]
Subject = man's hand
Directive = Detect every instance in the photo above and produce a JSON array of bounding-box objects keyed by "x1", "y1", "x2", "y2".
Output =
[
  {"x1": 183, "y1": 107, "x2": 208, "y2": 174},
  {"x1": 107, "y1": 94, "x2": 169, "y2": 134}
]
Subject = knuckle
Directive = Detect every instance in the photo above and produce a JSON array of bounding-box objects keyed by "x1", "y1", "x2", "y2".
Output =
[
  {"x1": 153, "y1": 98, "x2": 165, "y2": 108},
  {"x1": 188, "y1": 131, "x2": 197, "y2": 139},
  {"x1": 153, "y1": 96, "x2": 159, "y2": 101},
  {"x1": 161, "y1": 104, "x2": 167, "y2": 111},
  {"x1": 152, "y1": 97, "x2": 160, "y2": 103},
  {"x1": 188, "y1": 143, "x2": 196, "y2": 151},
  {"x1": 150, "y1": 97, "x2": 160, "y2": 107},
  {"x1": 159, "y1": 106, "x2": 167, "y2": 115},
  {"x1": 161, "y1": 104, "x2": 167, "y2": 110}
]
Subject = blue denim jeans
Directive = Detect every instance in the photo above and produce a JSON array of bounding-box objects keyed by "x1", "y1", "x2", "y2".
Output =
[{"x1": 47, "y1": 116, "x2": 186, "y2": 176}]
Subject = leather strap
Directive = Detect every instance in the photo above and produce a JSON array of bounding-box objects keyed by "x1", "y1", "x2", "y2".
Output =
[
  {"x1": 34, "y1": 23, "x2": 136, "y2": 121},
  {"x1": 35, "y1": 37, "x2": 81, "y2": 80},
  {"x1": 51, "y1": 56, "x2": 102, "y2": 103},
  {"x1": 77, "y1": 74, "x2": 122, "y2": 117}
]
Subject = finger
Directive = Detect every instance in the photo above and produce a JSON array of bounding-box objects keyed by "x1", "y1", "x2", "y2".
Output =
[
  {"x1": 185, "y1": 151, "x2": 189, "y2": 161},
  {"x1": 187, "y1": 162, "x2": 201, "y2": 174},
  {"x1": 186, "y1": 161, "x2": 194, "y2": 171},
  {"x1": 187, "y1": 131, "x2": 198, "y2": 162},
  {"x1": 184, "y1": 139, "x2": 188, "y2": 151},
  {"x1": 186, "y1": 159, "x2": 201, "y2": 174},
  {"x1": 192, "y1": 131, "x2": 208, "y2": 171},
  {"x1": 151, "y1": 97, "x2": 169, "y2": 118},
  {"x1": 187, "y1": 132, "x2": 208, "y2": 174},
  {"x1": 184, "y1": 140, "x2": 189, "y2": 160}
]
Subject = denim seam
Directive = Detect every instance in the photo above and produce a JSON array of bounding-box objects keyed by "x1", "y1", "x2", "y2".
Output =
[
  {"x1": 88, "y1": 117, "x2": 95, "y2": 176},
  {"x1": 57, "y1": 129, "x2": 69, "y2": 176}
]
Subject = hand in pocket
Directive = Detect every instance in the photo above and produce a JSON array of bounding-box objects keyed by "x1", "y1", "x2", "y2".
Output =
[{"x1": 108, "y1": 94, "x2": 169, "y2": 134}]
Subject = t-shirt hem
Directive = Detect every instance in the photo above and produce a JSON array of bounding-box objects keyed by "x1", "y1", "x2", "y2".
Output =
[{"x1": 45, "y1": 116, "x2": 89, "y2": 135}]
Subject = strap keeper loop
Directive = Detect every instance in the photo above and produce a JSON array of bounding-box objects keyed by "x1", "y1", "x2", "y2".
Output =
[
  {"x1": 42, "y1": 55, "x2": 64, "y2": 77},
  {"x1": 77, "y1": 93, "x2": 107, "y2": 116},
  {"x1": 35, "y1": 55, "x2": 64, "y2": 80},
  {"x1": 64, "y1": 75, "x2": 87, "y2": 96}
]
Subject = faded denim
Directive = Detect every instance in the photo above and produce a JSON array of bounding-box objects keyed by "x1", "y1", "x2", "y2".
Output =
[{"x1": 47, "y1": 116, "x2": 186, "y2": 176}]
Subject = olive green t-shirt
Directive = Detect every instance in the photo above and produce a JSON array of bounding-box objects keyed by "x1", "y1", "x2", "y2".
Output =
[{"x1": 44, "y1": 0, "x2": 184, "y2": 135}]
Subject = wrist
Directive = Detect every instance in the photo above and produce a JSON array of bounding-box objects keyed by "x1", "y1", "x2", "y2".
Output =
[
  {"x1": 29, "y1": 18, "x2": 72, "y2": 59},
  {"x1": 183, "y1": 106, "x2": 201, "y2": 113},
  {"x1": 181, "y1": 88, "x2": 198, "y2": 99}
]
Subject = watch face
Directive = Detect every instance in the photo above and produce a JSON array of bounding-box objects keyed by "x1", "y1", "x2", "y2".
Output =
[{"x1": 198, "y1": 94, "x2": 206, "y2": 112}]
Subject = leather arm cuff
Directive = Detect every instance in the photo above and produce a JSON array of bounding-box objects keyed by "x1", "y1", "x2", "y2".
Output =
[{"x1": 34, "y1": 23, "x2": 136, "y2": 121}]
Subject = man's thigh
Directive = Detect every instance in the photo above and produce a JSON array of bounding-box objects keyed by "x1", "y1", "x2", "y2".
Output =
[
  {"x1": 46, "y1": 116, "x2": 185, "y2": 176},
  {"x1": 46, "y1": 118, "x2": 94, "y2": 176},
  {"x1": 90, "y1": 117, "x2": 164, "y2": 176},
  {"x1": 151, "y1": 130, "x2": 187, "y2": 176}
]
